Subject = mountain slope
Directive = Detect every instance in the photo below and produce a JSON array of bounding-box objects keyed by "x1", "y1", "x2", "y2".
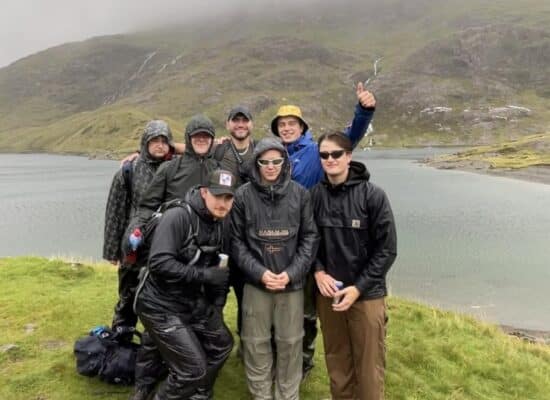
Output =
[{"x1": 1, "y1": 0, "x2": 549, "y2": 153}]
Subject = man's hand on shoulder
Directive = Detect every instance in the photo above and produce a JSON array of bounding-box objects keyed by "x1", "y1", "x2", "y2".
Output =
[{"x1": 119, "y1": 152, "x2": 139, "y2": 167}]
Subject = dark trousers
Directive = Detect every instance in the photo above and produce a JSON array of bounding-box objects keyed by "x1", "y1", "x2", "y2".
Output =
[
  {"x1": 112, "y1": 262, "x2": 140, "y2": 330},
  {"x1": 302, "y1": 273, "x2": 318, "y2": 371},
  {"x1": 139, "y1": 305, "x2": 233, "y2": 400},
  {"x1": 134, "y1": 330, "x2": 167, "y2": 390},
  {"x1": 229, "y1": 261, "x2": 245, "y2": 337}
]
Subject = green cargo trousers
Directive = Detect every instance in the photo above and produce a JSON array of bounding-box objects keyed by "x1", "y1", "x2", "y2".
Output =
[{"x1": 241, "y1": 284, "x2": 304, "y2": 400}]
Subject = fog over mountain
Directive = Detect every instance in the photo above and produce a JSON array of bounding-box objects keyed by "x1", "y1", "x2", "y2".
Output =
[{"x1": 1, "y1": 0, "x2": 321, "y2": 67}]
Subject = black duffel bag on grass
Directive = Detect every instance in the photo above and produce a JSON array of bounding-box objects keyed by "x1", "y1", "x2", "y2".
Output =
[{"x1": 74, "y1": 325, "x2": 141, "y2": 385}]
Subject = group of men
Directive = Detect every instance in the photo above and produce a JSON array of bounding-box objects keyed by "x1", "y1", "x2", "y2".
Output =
[{"x1": 103, "y1": 83, "x2": 397, "y2": 400}]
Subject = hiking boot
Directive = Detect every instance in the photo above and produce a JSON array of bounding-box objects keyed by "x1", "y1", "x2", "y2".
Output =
[{"x1": 128, "y1": 386, "x2": 154, "y2": 400}]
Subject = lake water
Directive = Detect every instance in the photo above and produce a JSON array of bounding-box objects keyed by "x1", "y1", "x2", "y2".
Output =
[{"x1": 1, "y1": 151, "x2": 549, "y2": 330}]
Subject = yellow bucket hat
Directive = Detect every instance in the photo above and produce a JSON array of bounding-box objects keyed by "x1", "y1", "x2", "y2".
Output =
[{"x1": 270, "y1": 105, "x2": 309, "y2": 136}]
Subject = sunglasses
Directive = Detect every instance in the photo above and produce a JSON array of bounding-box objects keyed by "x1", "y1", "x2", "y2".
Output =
[
  {"x1": 257, "y1": 158, "x2": 284, "y2": 167},
  {"x1": 319, "y1": 150, "x2": 346, "y2": 160}
]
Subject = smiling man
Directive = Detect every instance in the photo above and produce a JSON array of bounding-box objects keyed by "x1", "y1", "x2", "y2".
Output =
[{"x1": 311, "y1": 132, "x2": 397, "y2": 400}]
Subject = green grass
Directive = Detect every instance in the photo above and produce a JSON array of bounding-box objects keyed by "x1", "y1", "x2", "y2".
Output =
[{"x1": 1, "y1": 257, "x2": 550, "y2": 399}]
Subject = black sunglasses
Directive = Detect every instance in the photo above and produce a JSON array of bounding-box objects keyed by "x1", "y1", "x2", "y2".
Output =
[{"x1": 319, "y1": 150, "x2": 346, "y2": 160}]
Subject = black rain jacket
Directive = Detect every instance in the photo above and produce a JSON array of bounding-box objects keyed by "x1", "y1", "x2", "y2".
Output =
[
  {"x1": 310, "y1": 161, "x2": 397, "y2": 300},
  {"x1": 230, "y1": 137, "x2": 319, "y2": 292},
  {"x1": 136, "y1": 188, "x2": 226, "y2": 315}
]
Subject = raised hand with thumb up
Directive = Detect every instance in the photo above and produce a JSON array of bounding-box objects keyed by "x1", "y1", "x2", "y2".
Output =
[{"x1": 356, "y1": 82, "x2": 376, "y2": 109}]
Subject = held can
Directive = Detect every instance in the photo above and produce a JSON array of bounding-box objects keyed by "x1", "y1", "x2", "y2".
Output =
[
  {"x1": 333, "y1": 280, "x2": 344, "y2": 305},
  {"x1": 218, "y1": 253, "x2": 229, "y2": 268}
]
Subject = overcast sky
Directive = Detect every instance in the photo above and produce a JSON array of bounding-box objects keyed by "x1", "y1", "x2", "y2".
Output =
[{"x1": 1, "y1": 0, "x2": 316, "y2": 67}]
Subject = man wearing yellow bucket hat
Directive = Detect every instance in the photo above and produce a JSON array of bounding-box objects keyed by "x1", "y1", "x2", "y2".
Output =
[{"x1": 270, "y1": 82, "x2": 376, "y2": 378}]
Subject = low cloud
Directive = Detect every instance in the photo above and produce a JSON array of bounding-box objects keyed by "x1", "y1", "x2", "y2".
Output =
[{"x1": 0, "y1": 0, "x2": 319, "y2": 67}]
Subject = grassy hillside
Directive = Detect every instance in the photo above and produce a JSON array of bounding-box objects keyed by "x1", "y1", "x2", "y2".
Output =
[
  {"x1": 1, "y1": 0, "x2": 550, "y2": 153},
  {"x1": 431, "y1": 132, "x2": 550, "y2": 169},
  {"x1": 1, "y1": 257, "x2": 550, "y2": 399}
]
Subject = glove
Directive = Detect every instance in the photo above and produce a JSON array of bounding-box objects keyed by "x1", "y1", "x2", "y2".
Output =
[{"x1": 201, "y1": 266, "x2": 230, "y2": 287}]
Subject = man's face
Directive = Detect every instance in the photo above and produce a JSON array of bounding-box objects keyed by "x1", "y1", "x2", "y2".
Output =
[
  {"x1": 200, "y1": 188, "x2": 234, "y2": 219},
  {"x1": 257, "y1": 149, "x2": 284, "y2": 184},
  {"x1": 226, "y1": 114, "x2": 253, "y2": 141},
  {"x1": 190, "y1": 132, "x2": 213, "y2": 155},
  {"x1": 147, "y1": 136, "x2": 170, "y2": 160},
  {"x1": 276, "y1": 116, "x2": 303, "y2": 144},
  {"x1": 319, "y1": 139, "x2": 352, "y2": 180}
]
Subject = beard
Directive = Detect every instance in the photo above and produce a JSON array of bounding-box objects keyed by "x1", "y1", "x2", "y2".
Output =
[{"x1": 230, "y1": 129, "x2": 251, "y2": 142}]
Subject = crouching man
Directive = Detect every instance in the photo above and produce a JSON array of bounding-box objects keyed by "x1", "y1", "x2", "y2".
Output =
[{"x1": 135, "y1": 169, "x2": 237, "y2": 400}]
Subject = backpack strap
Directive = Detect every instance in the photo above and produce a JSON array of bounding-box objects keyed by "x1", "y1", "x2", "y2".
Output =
[
  {"x1": 122, "y1": 161, "x2": 134, "y2": 208},
  {"x1": 213, "y1": 141, "x2": 230, "y2": 163}
]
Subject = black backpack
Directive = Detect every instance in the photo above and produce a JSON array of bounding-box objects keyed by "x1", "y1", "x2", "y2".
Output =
[
  {"x1": 74, "y1": 326, "x2": 141, "y2": 385},
  {"x1": 132, "y1": 199, "x2": 199, "y2": 268}
]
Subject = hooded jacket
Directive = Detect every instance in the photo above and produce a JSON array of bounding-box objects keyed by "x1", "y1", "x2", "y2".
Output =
[
  {"x1": 136, "y1": 187, "x2": 226, "y2": 314},
  {"x1": 103, "y1": 120, "x2": 175, "y2": 262},
  {"x1": 230, "y1": 137, "x2": 319, "y2": 292},
  {"x1": 310, "y1": 161, "x2": 397, "y2": 300},
  {"x1": 129, "y1": 115, "x2": 220, "y2": 231}
]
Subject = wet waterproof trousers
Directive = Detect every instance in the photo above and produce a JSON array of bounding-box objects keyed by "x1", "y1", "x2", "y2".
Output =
[
  {"x1": 317, "y1": 295, "x2": 387, "y2": 400},
  {"x1": 138, "y1": 306, "x2": 233, "y2": 400},
  {"x1": 134, "y1": 330, "x2": 167, "y2": 391}
]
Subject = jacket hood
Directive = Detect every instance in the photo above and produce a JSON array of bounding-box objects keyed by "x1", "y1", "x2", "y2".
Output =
[
  {"x1": 140, "y1": 120, "x2": 175, "y2": 162},
  {"x1": 248, "y1": 137, "x2": 291, "y2": 198},
  {"x1": 184, "y1": 114, "x2": 216, "y2": 158},
  {"x1": 185, "y1": 187, "x2": 216, "y2": 223},
  {"x1": 321, "y1": 160, "x2": 371, "y2": 189}
]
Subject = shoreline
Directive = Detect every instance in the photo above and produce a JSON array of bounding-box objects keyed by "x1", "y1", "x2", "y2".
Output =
[
  {"x1": 424, "y1": 159, "x2": 550, "y2": 185},
  {"x1": 500, "y1": 325, "x2": 550, "y2": 345}
]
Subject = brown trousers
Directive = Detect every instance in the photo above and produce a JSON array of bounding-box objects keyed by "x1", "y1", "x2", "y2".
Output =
[{"x1": 316, "y1": 295, "x2": 387, "y2": 400}]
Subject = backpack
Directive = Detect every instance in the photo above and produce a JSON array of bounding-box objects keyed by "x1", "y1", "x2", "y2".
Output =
[
  {"x1": 74, "y1": 326, "x2": 141, "y2": 385},
  {"x1": 132, "y1": 199, "x2": 200, "y2": 268},
  {"x1": 132, "y1": 199, "x2": 219, "y2": 314}
]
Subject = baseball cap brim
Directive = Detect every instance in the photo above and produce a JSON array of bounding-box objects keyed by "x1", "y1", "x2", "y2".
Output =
[
  {"x1": 228, "y1": 106, "x2": 253, "y2": 121},
  {"x1": 207, "y1": 186, "x2": 235, "y2": 196}
]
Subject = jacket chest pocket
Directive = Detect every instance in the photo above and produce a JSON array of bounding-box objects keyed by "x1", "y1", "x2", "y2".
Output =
[
  {"x1": 317, "y1": 215, "x2": 370, "y2": 258},
  {"x1": 248, "y1": 223, "x2": 299, "y2": 271}
]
